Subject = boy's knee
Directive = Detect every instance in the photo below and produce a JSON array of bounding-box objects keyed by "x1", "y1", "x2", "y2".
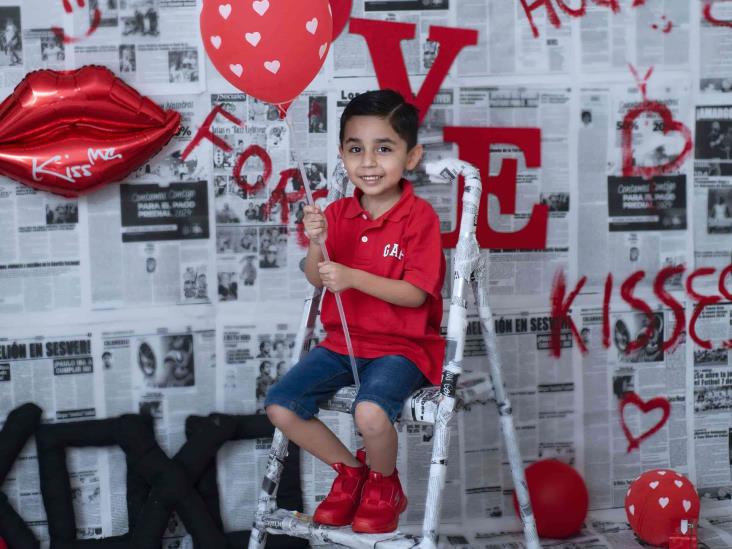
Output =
[
  {"x1": 266, "y1": 404, "x2": 297, "y2": 431},
  {"x1": 354, "y1": 402, "x2": 391, "y2": 437}
]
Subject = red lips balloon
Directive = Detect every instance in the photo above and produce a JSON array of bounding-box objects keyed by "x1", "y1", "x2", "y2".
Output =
[
  {"x1": 0, "y1": 66, "x2": 180, "y2": 197},
  {"x1": 201, "y1": 0, "x2": 332, "y2": 115}
]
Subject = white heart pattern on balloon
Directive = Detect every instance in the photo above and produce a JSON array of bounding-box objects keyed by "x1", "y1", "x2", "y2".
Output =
[
  {"x1": 264, "y1": 60, "x2": 280, "y2": 74},
  {"x1": 245, "y1": 32, "x2": 261, "y2": 47},
  {"x1": 252, "y1": 0, "x2": 269, "y2": 16}
]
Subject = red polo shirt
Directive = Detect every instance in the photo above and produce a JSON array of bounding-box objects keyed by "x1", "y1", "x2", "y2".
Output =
[{"x1": 319, "y1": 180, "x2": 446, "y2": 385}]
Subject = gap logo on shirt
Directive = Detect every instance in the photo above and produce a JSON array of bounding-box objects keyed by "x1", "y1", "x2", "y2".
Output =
[{"x1": 383, "y1": 243, "x2": 404, "y2": 260}]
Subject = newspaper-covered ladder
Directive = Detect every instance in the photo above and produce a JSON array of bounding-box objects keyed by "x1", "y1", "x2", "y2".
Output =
[{"x1": 247, "y1": 159, "x2": 541, "y2": 549}]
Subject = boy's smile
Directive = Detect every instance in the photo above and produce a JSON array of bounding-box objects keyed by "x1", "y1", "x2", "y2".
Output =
[{"x1": 340, "y1": 115, "x2": 422, "y2": 217}]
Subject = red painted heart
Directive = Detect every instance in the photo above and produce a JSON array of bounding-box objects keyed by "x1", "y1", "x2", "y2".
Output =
[
  {"x1": 619, "y1": 391, "x2": 671, "y2": 453},
  {"x1": 621, "y1": 100, "x2": 692, "y2": 180}
]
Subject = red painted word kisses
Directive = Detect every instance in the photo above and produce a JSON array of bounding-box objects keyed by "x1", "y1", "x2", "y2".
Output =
[{"x1": 550, "y1": 265, "x2": 732, "y2": 358}]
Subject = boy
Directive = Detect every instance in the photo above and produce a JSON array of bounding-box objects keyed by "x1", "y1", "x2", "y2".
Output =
[{"x1": 265, "y1": 90, "x2": 445, "y2": 533}]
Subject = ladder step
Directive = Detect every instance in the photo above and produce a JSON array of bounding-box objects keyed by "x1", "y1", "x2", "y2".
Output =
[
  {"x1": 259, "y1": 508, "x2": 422, "y2": 548},
  {"x1": 318, "y1": 374, "x2": 495, "y2": 424}
]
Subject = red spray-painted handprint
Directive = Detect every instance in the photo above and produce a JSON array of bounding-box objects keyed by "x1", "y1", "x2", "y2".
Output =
[{"x1": 51, "y1": 0, "x2": 101, "y2": 45}]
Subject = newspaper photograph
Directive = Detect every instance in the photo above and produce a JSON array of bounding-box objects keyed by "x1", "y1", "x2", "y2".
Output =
[{"x1": 694, "y1": 105, "x2": 732, "y2": 273}]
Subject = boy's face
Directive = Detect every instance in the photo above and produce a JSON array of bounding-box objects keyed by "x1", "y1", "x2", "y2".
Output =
[{"x1": 340, "y1": 115, "x2": 422, "y2": 201}]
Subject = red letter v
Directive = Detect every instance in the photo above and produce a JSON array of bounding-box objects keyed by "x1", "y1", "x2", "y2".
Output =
[{"x1": 349, "y1": 18, "x2": 477, "y2": 123}]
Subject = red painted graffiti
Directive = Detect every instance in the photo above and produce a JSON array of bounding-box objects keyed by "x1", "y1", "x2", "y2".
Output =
[
  {"x1": 52, "y1": 0, "x2": 101, "y2": 44},
  {"x1": 621, "y1": 65, "x2": 693, "y2": 181},
  {"x1": 651, "y1": 15, "x2": 673, "y2": 33},
  {"x1": 181, "y1": 105, "x2": 328, "y2": 244},
  {"x1": 703, "y1": 0, "x2": 732, "y2": 27},
  {"x1": 550, "y1": 265, "x2": 732, "y2": 358},
  {"x1": 520, "y1": 0, "x2": 661, "y2": 38},
  {"x1": 549, "y1": 269, "x2": 587, "y2": 358}
]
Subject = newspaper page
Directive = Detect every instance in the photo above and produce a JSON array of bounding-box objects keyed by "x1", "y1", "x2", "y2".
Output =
[
  {"x1": 211, "y1": 92, "x2": 320, "y2": 303},
  {"x1": 692, "y1": 302, "x2": 732, "y2": 511},
  {"x1": 693, "y1": 105, "x2": 732, "y2": 274},
  {"x1": 86, "y1": 96, "x2": 214, "y2": 309},
  {"x1": 463, "y1": 307, "x2": 576, "y2": 521},
  {"x1": 458, "y1": 0, "x2": 571, "y2": 76},
  {"x1": 0, "y1": 325, "x2": 105, "y2": 544},
  {"x1": 700, "y1": 1, "x2": 732, "y2": 94},
  {"x1": 0, "y1": 0, "x2": 68, "y2": 90},
  {"x1": 577, "y1": 82, "x2": 692, "y2": 292},
  {"x1": 214, "y1": 309, "x2": 312, "y2": 530},
  {"x1": 0, "y1": 180, "x2": 83, "y2": 313},
  {"x1": 459, "y1": 87, "x2": 571, "y2": 296},
  {"x1": 333, "y1": 0, "x2": 450, "y2": 78},
  {"x1": 587, "y1": 508, "x2": 648, "y2": 548},
  {"x1": 579, "y1": 1, "x2": 690, "y2": 72},
  {"x1": 579, "y1": 301, "x2": 690, "y2": 510},
  {"x1": 66, "y1": 0, "x2": 205, "y2": 95},
  {"x1": 97, "y1": 315, "x2": 217, "y2": 545}
]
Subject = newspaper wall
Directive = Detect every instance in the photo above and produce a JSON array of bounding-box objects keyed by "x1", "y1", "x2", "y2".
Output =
[
  {"x1": 0, "y1": 325, "x2": 102, "y2": 543},
  {"x1": 1, "y1": 0, "x2": 732, "y2": 547},
  {"x1": 67, "y1": 0, "x2": 205, "y2": 95},
  {"x1": 579, "y1": 301, "x2": 690, "y2": 510},
  {"x1": 577, "y1": 80, "x2": 692, "y2": 292}
]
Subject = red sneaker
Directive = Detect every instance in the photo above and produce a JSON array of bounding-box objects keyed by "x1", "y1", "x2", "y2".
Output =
[
  {"x1": 313, "y1": 458, "x2": 368, "y2": 526},
  {"x1": 351, "y1": 469, "x2": 407, "y2": 533}
]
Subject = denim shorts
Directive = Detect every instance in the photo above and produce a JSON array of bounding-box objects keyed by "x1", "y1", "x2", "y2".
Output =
[{"x1": 264, "y1": 346, "x2": 427, "y2": 423}]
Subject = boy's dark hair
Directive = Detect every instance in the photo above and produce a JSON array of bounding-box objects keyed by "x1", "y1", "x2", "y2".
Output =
[{"x1": 339, "y1": 89, "x2": 419, "y2": 151}]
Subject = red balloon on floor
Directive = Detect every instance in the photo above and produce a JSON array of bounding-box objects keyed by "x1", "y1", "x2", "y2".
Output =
[
  {"x1": 625, "y1": 469, "x2": 699, "y2": 547},
  {"x1": 513, "y1": 459, "x2": 589, "y2": 539}
]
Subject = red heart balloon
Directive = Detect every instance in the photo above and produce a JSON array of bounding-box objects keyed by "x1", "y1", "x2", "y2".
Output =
[
  {"x1": 620, "y1": 391, "x2": 671, "y2": 453},
  {"x1": 0, "y1": 66, "x2": 180, "y2": 197},
  {"x1": 201, "y1": 0, "x2": 332, "y2": 113},
  {"x1": 621, "y1": 100, "x2": 692, "y2": 180},
  {"x1": 330, "y1": 0, "x2": 352, "y2": 40}
]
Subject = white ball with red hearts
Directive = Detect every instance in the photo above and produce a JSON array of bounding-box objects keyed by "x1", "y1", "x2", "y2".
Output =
[{"x1": 625, "y1": 469, "x2": 699, "y2": 546}]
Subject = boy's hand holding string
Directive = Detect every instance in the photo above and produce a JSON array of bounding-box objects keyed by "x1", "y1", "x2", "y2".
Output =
[{"x1": 303, "y1": 204, "x2": 426, "y2": 307}]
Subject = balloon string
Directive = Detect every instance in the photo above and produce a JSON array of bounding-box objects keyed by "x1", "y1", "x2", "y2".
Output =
[{"x1": 284, "y1": 110, "x2": 361, "y2": 390}]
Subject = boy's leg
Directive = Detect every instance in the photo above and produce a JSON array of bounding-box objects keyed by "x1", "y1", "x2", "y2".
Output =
[
  {"x1": 351, "y1": 355, "x2": 426, "y2": 533},
  {"x1": 264, "y1": 346, "x2": 361, "y2": 468},
  {"x1": 352, "y1": 353, "x2": 427, "y2": 468},
  {"x1": 266, "y1": 405, "x2": 360, "y2": 468},
  {"x1": 353, "y1": 402, "x2": 396, "y2": 475}
]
